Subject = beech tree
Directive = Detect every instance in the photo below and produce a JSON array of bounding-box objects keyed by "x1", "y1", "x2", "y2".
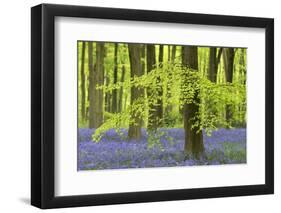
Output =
[
  {"x1": 182, "y1": 46, "x2": 204, "y2": 157},
  {"x1": 88, "y1": 42, "x2": 105, "y2": 128},
  {"x1": 165, "y1": 45, "x2": 176, "y2": 117},
  {"x1": 112, "y1": 43, "x2": 118, "y2": 113},
  {"x1": 79, "y1": 41, "x2": 86, "y2": 121},
  {"x1": 128, "y1": 44, "x2": 144, "y2": 140},
  {"x1": 208, "y1": 47, "x2": 223, "y2": 83},
  {"x1": 223, "y1": 48, "x2": 235, "y2": 122},
  {"x1": 146, "y1": 44, "x2": 163, "y2": 129},
  {"x1": 78, "y1": 41, "x2": 246, "y2": 159}
]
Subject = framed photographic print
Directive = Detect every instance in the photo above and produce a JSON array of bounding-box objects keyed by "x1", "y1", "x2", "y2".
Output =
[{"x1": 31, "y1": 3, "x2": 274, "y2": 209}]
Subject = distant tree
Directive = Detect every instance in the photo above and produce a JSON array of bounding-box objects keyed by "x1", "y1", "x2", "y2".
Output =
[
  {"x1": 128, "y1": 44, "x2": 144, "y2": 140},
  {"x1": 79, "y1": 41, "x2": 86, "y2": 121},
  {"x1": 239, "y1": 48, "x2": 246, "y2": 84},
  {"x1": 237, "y1": 48, "x2": 246, "y2": 125},
  {"x1": 104, "y1": 74, "x2": 112, "y2": 112},
  {"x1": 208, "y1": 47, "x2": 223, "y2": 82},
  {"x1": 112, "y1": 43, "x2": 118, "y2": 113},
  {"x1": 118, "y1": 64, "x2": 126, "y2": 112},
  {"x1": 165, "y1": 45, "x2": 175, "y2": 117},
  {"x1": 182, "y1": 46, "x2": 204, "y2": 158},
  {"x1": 223, "y1": 48, "x2": 235, "y2": 122},
  {"x1": 157, "y1": 45, "x2": 164, "y2": 125},
  {"x1": 146, "y1": 44, "x2": 164, "y2": 129},
  {"x1": 88, "y1": 42, "x2": 105, "y2": 128}
]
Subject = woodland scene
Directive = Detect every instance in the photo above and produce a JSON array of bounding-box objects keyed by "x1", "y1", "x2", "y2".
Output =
[{"x1": 77, "y1": 41, "x2": 247, "y2": 170}]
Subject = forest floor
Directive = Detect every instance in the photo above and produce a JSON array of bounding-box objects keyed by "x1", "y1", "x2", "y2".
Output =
[{"x1": 78, "y1": 128, "x2": 246, "y2": 170}]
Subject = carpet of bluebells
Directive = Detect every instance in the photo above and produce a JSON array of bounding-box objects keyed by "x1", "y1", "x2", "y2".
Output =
[{"x1": 78, "y1": 128, "x2": 246, "y2": 171}]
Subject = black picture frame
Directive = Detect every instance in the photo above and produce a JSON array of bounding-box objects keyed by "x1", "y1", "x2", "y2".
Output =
[{"x1": 31, "y1": 3, "x2": 274, "y2": 209}]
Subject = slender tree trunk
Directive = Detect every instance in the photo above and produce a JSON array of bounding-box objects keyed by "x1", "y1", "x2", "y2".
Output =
[
  {"x1": 239, "y1": 48, "x2": 246, "y2": 124},
  {"x1": 147, "y1": 44, "x2": 163, "y2": 129},
  {"x1": 223, "y1": 48, "x2": 235, "y2": 122},
  {"x1": 168, "y1": 45, "x2": 171, "y2": 62},
  {"x1": 141, "y1": 45, "x2": 146, "y2": 72},
  {"x1": 128, "y1": 44, "x2": 144, "y2": 140},
  {"x1": 217, "y1": 48, "x2": 223, "y2": 68},
  {"x1": 207, "y1": 47, "x2": 223, "y2": 125},
  {"x1": 239, "y1": 48, "x2": 246, "y2": 84},
  {"x1": 182, "y1": 46, "x2": 204, "y2": 158},
  {"x1": 223, "y1": 48, "x2": 235, "y2": 82},
  {"x1": 112, "y1": 43, "x2": 118, "y2": 113},
  {"x1": 118, "y1": 65, "x2": 126, "y2": 113},
  {"x1": 165, "y1": 45, "x2": 177, "y2": 122},
  {"x1": 158, "y1": 45, "x2": 164, "y2": 65},
  {"x1": 88, "y1": 42, "x2": 94, "y2": 126},
  {"x1": 208, "y1": 47, "x2": 217, "y2": 82},
  {"x1": 203, "y1": 49, "x2": 208, "y2": 77},
  {"x1": 80, "y1": 41, "x2": 86, "y2": 121},
  {"x1": 88, "y1": 42, "x2": 104, "y2": 128},
  {"x1": 171, "y1": 45, "x2": 176, "y2": 64},
  {"x1": 208, "y1": 47, "x2": 223, "y2": 83},
  {"x1": 147, "y1": 44, "x2": 156, "y2": 130},
  {"x1": 104, "y1": 74, "x2": 111, "y2": 112},
  {"x1": 157, "y1": 45, "x2": 164, "y2": 125}
]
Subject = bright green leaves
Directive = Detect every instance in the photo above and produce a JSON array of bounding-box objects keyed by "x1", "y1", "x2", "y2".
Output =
[{"x1": 92, "y1": 61, "x2": 246, "y2": 145}]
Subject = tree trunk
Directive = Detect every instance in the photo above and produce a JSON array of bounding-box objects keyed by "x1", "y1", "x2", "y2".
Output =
[
  {"x1": 104, "y1": 74, "x2": 111, "y2": 112},
  {"x1": 112, "y1": 43, "x2": 118, "y2": 113},
  {"x1": 223, "y1": 48, "x2": 235, "y2": 122},
  {"x1": 118, "y1": 65, "x2": 126, "y2": 113},
  {"x1": 223, "y1": 48, "x2": 235, "y2": 82},
  {"x1": 239, "y1": 48, "x2": 246, "y2": 84},
  {"x1": 128, "y1": 44, "x2": 144, "y2": 140},
  {"x1": 238, "y1": 48, "x2": 246, "y2": 124},
  {"x1": 168, "y1": 45, "x2": 171, "y2": 62},
  {"x1": 165, "y1": 46, "x2": 176, "y2": 115},
  {"x1": 208, "y1": 47, "x2": 223, "y2": 83},
  {"x1": 208, "y1": 47, "x2": 217, "y2": 82},
  {"x1": 88, "y1": 42, "x2": 104, "y2": 128},
  {"x1": 80, "y1": 41, "x2": 86, "y2": 121},
  {"x1": 157, "y1": 45, "x2": 164, "y2": 125},
  {"x1": 182, "y1": 46, "x2": 204, "y2": 158},
  {"x1": 171, "y1": 45, "x2": 176, "y2": 63},
  {"x1": 146, "y1": 44, "x2": 163, "y2": 129}
]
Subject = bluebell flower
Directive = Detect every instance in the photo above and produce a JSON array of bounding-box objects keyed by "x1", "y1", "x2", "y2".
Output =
[{"x1": 77, "y1": 128, "x2": 246, "y2": 170}]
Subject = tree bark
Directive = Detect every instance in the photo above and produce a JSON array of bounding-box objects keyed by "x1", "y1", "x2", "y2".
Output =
[
  {"x1": 182, "y1": 46, "x2": 204, "y2": 158},
  {"x1": 168, "y1": 45, "x2": 171, "y2": 62},
  {"x1": 223, "y1": 48, "x2": 235, "y2": 82},
  {"x1": 112, "y1": 43, "x2": 118, "y2": 113},
  {"x1": 171, "y1": 45, "x2": 176, "y2": 64},
  {"x1": 157, "y1": 45, "x2": 164, "y2": 126},
  {"x1": 118, "y1": 65, "x2": 126, "y2": 113},
  {"x1": 104, "y1": 74, "x2": 111, "y2": 112},
  {"x1": 146, "y1": 44, "x2": 164, "y2": 129},
  {"x1": 165, "y1": 46, "x2": 176, "y2": 115},
  {"x1": 88, "y1": 42, "x2": 104, "y2": 128},
  {"x1": 239, "y1": 48, "x2": 246, "y2": 84},
  {"x1": 223, "y1": 48, "x2": 235, "y2": 122},
  {"x1": 80, "y1": 41, "x2": 86, "y2": 121},
  {"x1": 208, "y1": 47, "x2": 223, "y2": 83},
  {"x1": 128, "y1": 44, "x2": 144, "y2": 140}
]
